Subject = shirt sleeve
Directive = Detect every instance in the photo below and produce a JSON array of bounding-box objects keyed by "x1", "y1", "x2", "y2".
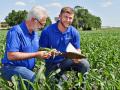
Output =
[
  {"x1": 39, "y1": 29, "x2": 49, "y2": 48},
  {"x1": 6, "y1": 28, "x2": 20, "y2": 52},
  {"x1": 71, "y1": 29, "x2": 80, "y2": 49}
]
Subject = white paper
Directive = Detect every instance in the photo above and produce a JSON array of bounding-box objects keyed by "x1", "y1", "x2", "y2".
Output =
[{"x1": 66, "y1": 43, "x2": 80, "y2": 54}]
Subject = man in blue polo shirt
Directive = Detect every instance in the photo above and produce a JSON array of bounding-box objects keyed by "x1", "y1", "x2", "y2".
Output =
[
  {"x1": 39, "y1": 6, "x2": 90, "y2": 87},
  {"x1": 0, "y1": 6, "x2": 51, "y2": 82}
]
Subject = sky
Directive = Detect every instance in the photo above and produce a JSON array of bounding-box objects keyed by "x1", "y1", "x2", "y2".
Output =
[{"x1": 0, "y1": 0, "x2": 120, "y2": 27}]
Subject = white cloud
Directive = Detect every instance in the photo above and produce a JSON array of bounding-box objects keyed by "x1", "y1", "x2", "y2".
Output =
[
  {"x1": 15, "y1": 1, "x2": 26, "y2": 6},
  {"x1": 27, "y1": 0, "x2": 36, "y2": 5},
  {"x1": 45, "y1": 2, "x2": 62, "y2": 8},
  {"x1": 101, "y1": 1, "x2": 112, "y2": 7}
]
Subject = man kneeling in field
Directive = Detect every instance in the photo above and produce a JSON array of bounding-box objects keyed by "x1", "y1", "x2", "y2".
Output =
[{"x1": 39, "y1": 6, "x2": 90, "y2": 89}]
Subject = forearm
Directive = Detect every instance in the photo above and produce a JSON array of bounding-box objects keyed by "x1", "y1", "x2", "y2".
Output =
[{"x1": 7, "y1": 52, "x2": 38, "y2": 60}]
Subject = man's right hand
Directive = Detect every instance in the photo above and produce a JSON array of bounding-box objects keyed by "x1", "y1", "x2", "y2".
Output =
[{"x1": 36, "y1": 51, "x2": 51, "y2": 59}]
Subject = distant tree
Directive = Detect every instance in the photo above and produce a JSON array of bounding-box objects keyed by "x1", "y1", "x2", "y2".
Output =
[
  {"x1": 94, "y1": 17, "x2": 101, "y2": 29},
  {"x1": 5, "y1": 10, "x2": 52, "y2": 28},
  {"x1": 44, "y1": 17, "x2": 52, "y2": 27},
  {"x1": 39, "y1": 17, "x2": 52, "y2": 31},
  {"x1": 5, "y1": 10, "x2": 28, "y2": 26},
  {"x1": 73, "y1": 6, "x2": 102, "y2": 30}
]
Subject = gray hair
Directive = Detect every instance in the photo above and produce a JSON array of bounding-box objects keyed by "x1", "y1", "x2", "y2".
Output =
[{"x1": 26, "y1": 6, "x2": 48, "y2": 20}]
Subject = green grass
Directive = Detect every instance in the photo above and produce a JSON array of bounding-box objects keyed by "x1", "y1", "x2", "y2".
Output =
[
  {"x1": 0, "y1": 29, "x2": 120, "y2": 89},
  {"x1": 0, "y1": 30, "x2": 7, "y2": 61},
  {"x1": 80, "y1": 29, "x2": 120, "y2": 89}
]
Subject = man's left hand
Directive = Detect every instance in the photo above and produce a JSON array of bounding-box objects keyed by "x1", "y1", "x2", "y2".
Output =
[{"x1": 72, "y1": 59, "x2": 81, "y2": 63}]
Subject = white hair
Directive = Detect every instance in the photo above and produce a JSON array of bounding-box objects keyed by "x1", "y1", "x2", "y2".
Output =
[{"x1": 26, "y1": 6, "x2": 48, "y2": 20}]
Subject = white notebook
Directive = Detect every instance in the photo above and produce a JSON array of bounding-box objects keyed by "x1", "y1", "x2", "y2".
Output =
[{"x1": 66, "y1": 43, "x2": 80, "y2": 54}]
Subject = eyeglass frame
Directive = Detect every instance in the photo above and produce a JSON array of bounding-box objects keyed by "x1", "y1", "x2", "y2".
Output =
[{"x1": 34, "y1": 18, "x2": 45, "y2": 26}]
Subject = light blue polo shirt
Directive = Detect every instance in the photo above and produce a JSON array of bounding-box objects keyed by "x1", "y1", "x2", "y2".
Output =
[
  {"x1": 39, "y1": 21, "x2": 80, "y2": 63},
  {"x1": 1, "y1": 21, "x2": 39, "y2": 70}
]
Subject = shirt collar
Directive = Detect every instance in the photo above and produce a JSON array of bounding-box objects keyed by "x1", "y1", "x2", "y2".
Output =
[{"x1": 20, "y1": 21, "x2": 35, "y2": 35}]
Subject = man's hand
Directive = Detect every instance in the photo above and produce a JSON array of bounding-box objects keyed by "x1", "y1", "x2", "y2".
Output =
[
  {"x1": 38, "y1": 48, "x2": 61, "y2": 59},
  {"x1": 49, "y1": 49, "x2": 61, "y2": 59},
  {"x1": 72, "y1": 59, "x2": 81, "y2": 63},
  {"x1": 36, "y1": 51, "x2": 51, "y2": 59}
]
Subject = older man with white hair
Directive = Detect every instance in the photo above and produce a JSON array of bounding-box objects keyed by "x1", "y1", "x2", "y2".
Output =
[{"x1": 1, "y1": 6, "x2": 50, "y2": 82}]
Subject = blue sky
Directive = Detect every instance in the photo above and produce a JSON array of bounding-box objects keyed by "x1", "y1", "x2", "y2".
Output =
[{"x1": 0, "y1": 0, "x2": 120, "y2": 27}]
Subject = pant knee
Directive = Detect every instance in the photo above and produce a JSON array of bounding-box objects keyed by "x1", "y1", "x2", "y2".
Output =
[
  {"x1": 76, "y1": 59, "x2": 90, "y2": 74},
  {"x1": 80, "y1": 59, "x2": 90, "y2": 71}
]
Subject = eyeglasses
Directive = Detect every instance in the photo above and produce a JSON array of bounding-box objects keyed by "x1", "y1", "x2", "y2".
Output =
[{"x1": 34, "y1": 18, "x2": 45, "y2": 26}]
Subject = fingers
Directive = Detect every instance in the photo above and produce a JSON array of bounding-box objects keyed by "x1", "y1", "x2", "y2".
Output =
[
  {"x1": 37, "y1": 49, "x2": 61, "y2": 59},
  {"x1": 51, "y1": 49, "x2": 61, "y2": 56},
  {"x1": 42, "y1": 51, "x2": 51, "y2": 59},
  {"x1": 36, "y1": 51, "x2": 51, "y2": 59},
  {"x1": 72, "y1": 59, "x2": 81, "y2": 63}
]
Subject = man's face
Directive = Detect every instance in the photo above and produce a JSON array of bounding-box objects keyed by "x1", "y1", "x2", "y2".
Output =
[
  {"x1": 33, "y1": 17, "x2": 46, "y2": 30},
  {"x1": 59, "y1": 12, "x2": 74, "y2": 28}
]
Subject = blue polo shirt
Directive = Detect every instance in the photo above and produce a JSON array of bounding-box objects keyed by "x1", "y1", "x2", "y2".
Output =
[
  {"x1": 39, "y1": 21, "x2": 80, "y2": 63},
  {"x1": 1, "y1": 21, "x2": 39, "y2": 70}
]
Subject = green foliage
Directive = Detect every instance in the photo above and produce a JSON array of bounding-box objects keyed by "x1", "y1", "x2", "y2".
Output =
[
  {"x1": 44, "y1": 17, "x2": 52, "y2": 27},
  {"x1": 80, "y1": 30, "x2": 120, "y2": 89},
  {"x1": 5, "y1": 9, "x2": 52, "y2": 29},
  {"x1": 73, "y1": 6, "x2": 101, "y2": 30},
  {"x1": 39, "y1": 47, "x2": 52, "y2": 52},
  {"x1": 0, "y1": 30, "x2": 7, "y2": 61},
  {"x1": 5, "y1": 10, "x2": 28, "y2": 26},
  {"x1": 38, "y1": 17, "x2": 52, "y2": 31},
  {"x1": 0, "y1": 29, "x2": 120, "y2": 89}
]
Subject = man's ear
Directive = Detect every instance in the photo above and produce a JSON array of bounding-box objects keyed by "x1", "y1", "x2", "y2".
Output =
[{"x1": 58, "y1": 14, "x2": 61, "y2": 20}]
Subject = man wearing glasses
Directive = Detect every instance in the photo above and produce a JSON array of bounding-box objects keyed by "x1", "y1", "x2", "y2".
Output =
[
  {"x1": 1, "y1": 6, "x2": 51, "y2": 83},
  {"x1": 39, "y1": 6, "x2": 90, "y2": 89}
]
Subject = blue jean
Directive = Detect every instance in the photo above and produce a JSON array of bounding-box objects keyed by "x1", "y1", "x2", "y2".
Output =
[
  {"x1": 45, "y1": 59, "x2": 90, "y2": 89},
  {"x1": 0, "y1": 66, "x2": 35, "y2": 82},
  {"x1": 45, "y1": 58, "x2": 90, "y2": 77}
]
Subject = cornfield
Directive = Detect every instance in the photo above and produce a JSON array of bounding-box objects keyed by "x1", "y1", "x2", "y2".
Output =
[{"x1": 0, "y1": 29, "x2": 120, "y2": 90}]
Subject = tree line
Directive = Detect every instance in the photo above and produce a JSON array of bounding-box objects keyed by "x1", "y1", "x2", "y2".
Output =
[
  {"x1": 72, "y1": 6, "x2": 101, "y2": 30},
  {"x1": 5, "y1": 6, "x2": 101, "y2": 30},
  {"x1": 5, "y1": 10, "x2": 52, "y2": 29}
]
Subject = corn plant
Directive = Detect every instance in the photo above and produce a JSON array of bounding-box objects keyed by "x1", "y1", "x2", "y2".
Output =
[{"x1": 0, "y1": 29, "x2": 120, "y2": 90}]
